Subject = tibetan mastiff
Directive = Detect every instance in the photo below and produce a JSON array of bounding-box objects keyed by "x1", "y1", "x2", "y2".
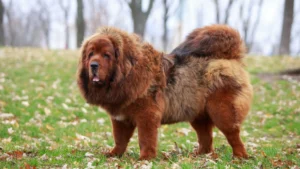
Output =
[{"x1": 77, "y1": 25, "x2": 253, "y2": 160}]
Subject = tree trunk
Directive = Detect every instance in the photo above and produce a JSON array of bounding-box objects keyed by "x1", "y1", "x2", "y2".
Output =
[
  {"x1": 162, "y1": 0, "x2": 168, "y2": 51},
  {"x1": 76, "y1": 0, "x2": 85, "y2": 48},
  {"x1": 59, "y1": 1, "x2": 70, "y2": 49},
  {"x1": 214, "y1": 0, "x2": 220, "y2": 23},
  {"x1": 279, "y1": 0, "x2": 294, "y2": 55},
  {"x1": 65, "y1": 19, "x2": 69, "y2": 49},
  {"x1": 248, "y1": 0, "x2": 264, "y2": 52},
  {"x1": 129, "y1": 0, "x2": 155, "y2": 37},
  {"x1": 37, "y1": 0, "x2": 51, "y2": 48},
  {"x1": 133, "y1": 16, "x2": 147, "y2": 37},
  {"x1": 223, "y1": 0, "x2": 234, "y2": 24},
  {"x1": 0, "y1": 0, "x2": 5, "y2": 46}
]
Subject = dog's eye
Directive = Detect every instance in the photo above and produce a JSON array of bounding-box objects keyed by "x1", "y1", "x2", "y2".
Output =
[
  {"x1": 88, "y1": 52, "x2": 94, "y2": 58},
  {"x1": 103, "y1": 54, "x2": 110, "y2": 59}
]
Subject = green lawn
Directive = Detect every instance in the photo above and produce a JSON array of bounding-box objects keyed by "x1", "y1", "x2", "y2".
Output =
[{"x1": 0, "y1": 48, "x2": 299, "y2": 168}]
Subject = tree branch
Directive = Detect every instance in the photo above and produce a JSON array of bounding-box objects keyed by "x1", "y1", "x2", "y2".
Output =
[
  {"x1": 146, "y1": 0, "x2": 155, "y2": 16},
  {"x1": 214, "y1": 0, "x2": 220, "y2": 23},
  {"x1": 224, "y1": 0, "x2": 234, "y2": 24}
]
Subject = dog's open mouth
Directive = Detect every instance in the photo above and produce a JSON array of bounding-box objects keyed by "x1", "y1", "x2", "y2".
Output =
[
  {"x1": 93, "y1": 76, "x2": 100, "y2": 82},
  {"x1": 92, "y1": 74, "x2": 105, "y2": 85}
]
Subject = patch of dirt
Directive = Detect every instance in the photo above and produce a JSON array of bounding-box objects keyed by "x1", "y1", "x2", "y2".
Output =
[{"x1": 257, "y1": 69, "x2": 300, "y2": 83}]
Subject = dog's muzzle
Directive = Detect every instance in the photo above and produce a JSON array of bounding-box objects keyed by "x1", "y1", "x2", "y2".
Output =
[{"x1": 90, "y1": 61, "x2": 99, "y2": 72}]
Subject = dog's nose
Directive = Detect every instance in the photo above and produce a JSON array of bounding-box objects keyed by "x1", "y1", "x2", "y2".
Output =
[{"x1": 90, "y1": 61, "x2": 99, "y2": 69}]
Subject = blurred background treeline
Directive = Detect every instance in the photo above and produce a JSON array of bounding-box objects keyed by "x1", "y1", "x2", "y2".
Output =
[{"x1": 0, "y1": 0, "x2": 299, "y2": 56}]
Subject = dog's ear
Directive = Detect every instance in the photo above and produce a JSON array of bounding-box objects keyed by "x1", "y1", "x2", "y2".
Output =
[
  {"x1": 78, "y1": 67, "x2": 89, "y2": 95},
  {"x1": 162, "y1": 54, "x2": 175, "y2": 75},
  {"x1": 80, "y1": 39, "x2": 89, "y2": 63},
  {"x1": 106, "y1": 34, "x2": 124, "y2": 61},
  {"x1": 115, "y1": 47, "x2": 120, "y2": 59},
  {"x1": 77, "y1": 39, "x2": 90, "y2": 98}
]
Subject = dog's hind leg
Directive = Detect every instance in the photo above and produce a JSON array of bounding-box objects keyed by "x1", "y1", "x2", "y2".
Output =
[
  {"x1": 206, "y1": 88, "x2": 250, "y2": 158},
  {"x1": 190, "y1": 116, "x2": 214, "y2": 155}
]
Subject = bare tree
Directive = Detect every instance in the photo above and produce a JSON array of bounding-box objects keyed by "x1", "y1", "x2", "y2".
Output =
[
  {"x1": 170, "y1": 0, "x2": 184, "y2": 50},
  {"x1": 76, "y1": 0, "x2": 85, "y2": 48},
  {"x1": 4, "y1": 0, "x2": 14, "y2": 46},
  {"x1": 214, "y1": 0, "x2": 220, "y2": 23},
  {"x1": 127, "y1": 0, "x2": 155, "y2": 37},
  {"x1": 59, "y1": 0, "x2": 70, "y2": 49},
  {"x1": 0, "y1": 0, "x2": 4, "y2": 46},
  {"x1": 162, "y1": 0, "x2": 169, "y2": 51},
  {"x1": 279, "y1": 0, "x2": 294, "y2": 55},
  {"x1": 162, "y1": 0, "x2": 180, "y2": 52},
  {"x1": 240, "y1": 0, "x2": 264, "y2": 52},
  {"x1": 224, "y1": 0, "x2": 234, "y2": 24},
  {"x1": 37, "y1": 0, "x2": 51, "y2": 48},
  {"x1": 85, "y1": 0, "x2": 108, "y2": 35},
  {"x1": 196, "y1": 2, "x2": 204, "y2": 28},
  {"x1": 214, "y1": 0, "x2": 235, "y2": 24},
  {"x1": 21, "y1": 11, "x2": 44, "y2": 47},
  {"x1": 4, "y1": 1, "x2": 43, "y2": 47}
]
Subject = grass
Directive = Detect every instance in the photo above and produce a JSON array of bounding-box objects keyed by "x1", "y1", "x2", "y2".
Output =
[{"x1": 0, "y1": 47, "x2": 299, "y2": 168}]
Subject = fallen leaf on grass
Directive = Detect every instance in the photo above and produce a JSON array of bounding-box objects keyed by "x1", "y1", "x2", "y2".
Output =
[
  {"x1": 62, "y1": 164, "x2": 68, "y2": 169},
  {"x1": 242, "y1": 131, "x2": 249, "y2": 136},
  {"x1": 171, "y1": 163, "x2": 181, "y2": 169},
  {"x1": 80, "y1": 119, "x2": 87, "y2": 123},
  {"x1": 21, "y1": 101, "x2": 29, "y2": 107},
  {"x1": 176, "y1": 128, "x2": 191, "y2": 136},
  {"x1": 0, "y1": 100, "x2": 6, "y2": 107},
  {"x1": 134, "y1": 161, "x2": 153, "y2": 169},
  {"x1": 81, "y1": 107, "x2": 87, "y2": 114},
  {"x1": 86, "y1": 161, "x2": 96, "y2": 169},
  {"x1": 85, "y1": 152, "x2": 94, "y2": 157},
  {"x1": 247, "y1": 142, "x2": 259, "y2": 148},
  {"x1": 7, "y1": 150, "x2": 23, "y2": 159},
  {"x1": 0, "y1": 112, "x2": 14, "y2": 119},
  {"x1": 56, "y1": 155, "x2": 63, "y2": 160},
  {"x1": 39, "y1": 154, "x2": 48, "y2": 161},
  {"x1": 97, "y1": 118, "x2": 105, "y2": 125},
  {"x1": 23, "y1": 163, "x2": 37, "y2": 169},
  {"x1": 46, "y1": 124, "x2": 54, "y2": 131},
  {"x1": 44, "y1": 108, "x2": 51, "y2": 116},
  {"x1": 0, "y1": 153, "x2": 9, "y2": 160},
  {"x1": 2, "y1": 137, "x2": 12, "y2": 143},
  {"x1": 271, "y1": 159, "x2": 294, "y2": 168},
  {"x1": 290, "y1": 166, "x2": 300, "y2": 169},
  {"x1": 76, "y1": 133, "x2": 91, "y2": 142},
  {"x1": 7, "y1": 127, "x2": 14, "y2": 134},
  {"x1": 161, "y1": 151, "x2": 171, "y2": 160},
  {"x1": 62, "y1": 103, "x2": 69, "y2": 110},
  {"x1": 210, "y1": 152, "x2": 219, "y2": 160}
]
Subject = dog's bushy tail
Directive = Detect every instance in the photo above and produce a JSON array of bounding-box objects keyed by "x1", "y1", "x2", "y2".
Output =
[{"x1": 171, "y1": 25, "x2": 245, "y2": 62}]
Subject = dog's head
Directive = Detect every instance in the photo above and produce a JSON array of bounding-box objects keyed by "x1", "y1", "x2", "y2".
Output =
[
  {"x1": 81, "y1": 35, "x2": 119, "y2": 87},
  {"x1": 77, "y1": 27, "x2": 140, "y2": 104}
]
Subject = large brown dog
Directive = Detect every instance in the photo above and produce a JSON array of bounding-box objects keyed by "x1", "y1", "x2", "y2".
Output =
[{"x1": 77, "y1": 25, "x2": 253, "y2": 160}]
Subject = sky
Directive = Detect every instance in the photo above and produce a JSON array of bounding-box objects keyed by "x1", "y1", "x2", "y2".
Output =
[{"x1": 2, "y1": 0, "x2": 300, "y2": 55}]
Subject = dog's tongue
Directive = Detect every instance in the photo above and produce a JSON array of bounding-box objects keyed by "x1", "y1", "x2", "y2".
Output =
[{"x1": 93, "y1": 76, "x2": 100, "y2": 82}]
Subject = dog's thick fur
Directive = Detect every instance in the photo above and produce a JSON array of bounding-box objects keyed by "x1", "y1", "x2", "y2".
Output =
[{"x1": 77, "y1": 25, "x2": 253, "y2": 160}]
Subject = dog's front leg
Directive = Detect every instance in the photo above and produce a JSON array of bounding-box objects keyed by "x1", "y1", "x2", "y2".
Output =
[
  {"x1": 135, "y1": 111, "x2": 161, "y2": 160},
  {"x1": 106, "y1": 118, "x2": 135, "y2": 157}
]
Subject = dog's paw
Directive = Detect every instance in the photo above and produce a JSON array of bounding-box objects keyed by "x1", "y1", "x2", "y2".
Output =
[{"x1": 103, "y1": 149, "x2": 123, "y2": 158}]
